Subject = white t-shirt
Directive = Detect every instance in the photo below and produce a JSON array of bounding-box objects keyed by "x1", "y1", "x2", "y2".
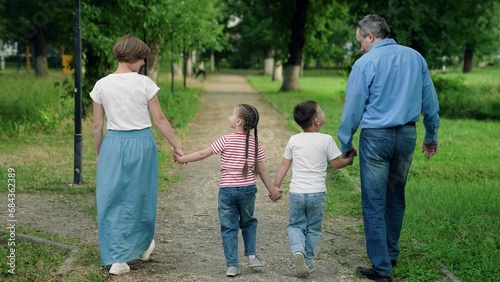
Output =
[
  {"x1": 89, "y1": 73, "x2": 160, "y2": 131},
  {"x1": 284, "y1": 132, "x2": 342, "y2": 193}
]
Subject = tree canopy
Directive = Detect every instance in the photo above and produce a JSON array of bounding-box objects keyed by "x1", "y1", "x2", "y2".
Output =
[{"x1": 1, "y1": 0, "x2": 499, "y2": 84}]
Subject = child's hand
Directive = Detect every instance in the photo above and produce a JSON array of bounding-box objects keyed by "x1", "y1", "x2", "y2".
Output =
[
  {"x1": 173, "y1": 153, "x2": 186, "y2": 165},
  {"x1": 268, "y1": 186, "x2": 283, "y2": 202},
  {"x1": 345, "y1": 148, "x2": 357, "y2": 165},
  {"x1": 343, "y1": 148, "x2": 357, "y2": 158}
]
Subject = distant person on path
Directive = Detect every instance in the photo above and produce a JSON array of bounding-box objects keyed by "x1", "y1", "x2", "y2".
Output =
[
  {"x1": 91, "y1": 34, "x2": 183, "y2": 275},
  {"x1": 273, "y1": 101, "x2": 356, "y2": 278},
  {"x1": 338, "y1": 14, "x2": 440, "y2": 281},
  {"x1": 195, "y1": 60, "x2": 206, "y2": 79},
  {"x1": 174, "y1": 104, "x2": 283, "y2": 277}
]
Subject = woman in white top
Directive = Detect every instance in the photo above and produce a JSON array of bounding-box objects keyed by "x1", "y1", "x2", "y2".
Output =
[{"x1": 90, "y1": 34, "x2": 183, "y2": 275}]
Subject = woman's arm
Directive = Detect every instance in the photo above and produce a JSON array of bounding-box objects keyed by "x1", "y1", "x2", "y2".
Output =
[
  {"x1": 148, "y1": 94, "x2": 183, "y2": 156},
  {"x1": 92, "y1": 102, "x2": 105, "y2": 161}
]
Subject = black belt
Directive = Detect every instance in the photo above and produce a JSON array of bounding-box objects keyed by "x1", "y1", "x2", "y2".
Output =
[{"x1": 388, "y1": 122, "x2": 415, "y2": 129}]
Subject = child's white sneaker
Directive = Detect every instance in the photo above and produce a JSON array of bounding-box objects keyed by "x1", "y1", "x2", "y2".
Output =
[
  {"x1": 293, "y1": 252, "x2": 309, "y2": 278},
  {"x1": 226, "y1": 266, "x2": 241, "y2": 277},
  {"x1": 248, "y1": 255, "x2": 265, "y2": 268}
]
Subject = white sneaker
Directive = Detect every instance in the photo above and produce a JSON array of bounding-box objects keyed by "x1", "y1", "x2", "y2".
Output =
[
  {"x1": 109, "y1": 262, "x2": 130, "y2": 275},
  {"x1": 248, "y1": 255, "x2": 265, "y2": 268},
  {"x1": 308, "y1": 262, "x2": 315, "y2": 273},
  {"x1": 226, "y1": 266, "x2": 241, "y2": 277},
  {"x1": 293, "y1": 252, "x2": 309, "y2": 278},
  {"x1": 139, "y1": 239, "x2": 155, "y2": 261}
]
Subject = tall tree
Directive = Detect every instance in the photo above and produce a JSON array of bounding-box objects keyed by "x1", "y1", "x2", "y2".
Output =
[
  {"x1": 342, "y1": 0, "x2": 500, "y2": 72},
  {"x1": 280, "y1": 0, "x2": 309, "y2": 91},
  {"x1": 2, "y1": 0, "x2": 72, "y2": 76}
]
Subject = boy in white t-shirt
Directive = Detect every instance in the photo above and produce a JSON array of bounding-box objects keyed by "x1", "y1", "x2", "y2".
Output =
[{"x1": 273, "y1": 101, "x2": 356, "y2": 278}]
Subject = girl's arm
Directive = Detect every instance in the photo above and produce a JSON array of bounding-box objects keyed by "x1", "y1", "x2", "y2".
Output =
[
  {"x1": 273, "y1": 158, "x2": 292, "y2": 188},
  {"x1": 256, "y1": 161, "x2": 283, "y2": 200},
  {"x1": 175, "y1": 147, "x2": 213, "y2": 164},
  {"x1": 148, "y1": 94, "x2": 183, "y2": 156}
]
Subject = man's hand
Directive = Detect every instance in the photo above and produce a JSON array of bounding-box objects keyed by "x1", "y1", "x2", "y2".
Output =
[{"x1": 422, "y1": 141, "x2": 438, "y2": 159}]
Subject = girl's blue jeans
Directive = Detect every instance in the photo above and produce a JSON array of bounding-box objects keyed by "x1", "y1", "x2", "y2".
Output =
[
  {"x1": 359, "y1": 126, "x2": 416, "y2": 277},
  {"x1": 287, "y1": 192, "x2": 326, "y2": 267},
  {"x1": 218, "y1": 185, "x2": 257, "y2": 267}
]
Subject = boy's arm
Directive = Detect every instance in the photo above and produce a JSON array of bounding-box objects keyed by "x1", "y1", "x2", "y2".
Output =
[
  {"x1": 273, "y1": 158, "x2": 292, "y2": 188},
  {"x1": 329, "y1": 149, "x2": 356, "y2": 169},
  {"x1": 175, "y1": 147, "x2": 213, "y2": 164}
]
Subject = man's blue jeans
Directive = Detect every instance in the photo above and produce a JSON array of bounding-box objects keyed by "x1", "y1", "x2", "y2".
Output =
[
  {"x1": 287, "y1": 192, "x2": 326, "y2": 267},
  {"x1": 218, "y1": 185, "x2": 258, "y2": 267},
  {"x1": 359, "y1": 126, "x2": 416, "y2": 277}
]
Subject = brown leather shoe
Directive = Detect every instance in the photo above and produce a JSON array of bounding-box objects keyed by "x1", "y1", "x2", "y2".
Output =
[{"x1": 356, "y1": 266, "x2": 393, "y2": 282}]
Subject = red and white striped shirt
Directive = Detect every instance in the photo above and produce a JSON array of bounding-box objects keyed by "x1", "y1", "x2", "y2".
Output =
[{"x1": 210, "y1": 132, "x2": 265, "y2": 187}]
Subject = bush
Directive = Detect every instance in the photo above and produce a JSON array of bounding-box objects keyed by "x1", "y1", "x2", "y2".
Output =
[{"x1": 433, "y1": 75, "x2": 500, "y2": 120}]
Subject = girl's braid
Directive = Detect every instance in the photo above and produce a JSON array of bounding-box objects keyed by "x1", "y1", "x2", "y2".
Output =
[
  {"x1": 249, "y1": 106, "x2": 259, "y2": 175},
  {"x1": 239, "y1": 104, "x2": 260, "y2": 178}
]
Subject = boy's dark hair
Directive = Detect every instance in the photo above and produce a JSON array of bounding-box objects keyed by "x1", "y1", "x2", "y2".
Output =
[
  {"x1": 113, "y1": 34, "x2": 151, "y2": 63},
  {"x1": 237, "y1": 104, "x2": 259, "y2": 178},
  {"x1": 293, "y1": 100, "x2": 318, "y2": 130}
]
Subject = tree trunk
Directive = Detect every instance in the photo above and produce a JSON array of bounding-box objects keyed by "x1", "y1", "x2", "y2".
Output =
[
  {"x1": 263, "y1": 48, "x2": 274, "y2": 75},
  {"x1": 210, "y1": 53, "x2": 215, "y2": 72},
  {"x1": 34, "y1": 28, "x2": 49, "y2": 76},
  {"x1": 25, "y1": 45, "x2": 31, "y2": 73},
  {"x1": 281, "y1": 65, "x2": 301, "y2": 90},
  {"x1": 463, "y1": 42, "x2": 474, "y2": 73},
  {"x1": 172, "y1": 63, "x2": 183, "y2": 77},
  {"x1": 280, "y1": 0, "x2": 309, "y2": 92},
  {"x1": 272, "y1": 61, "x2": 283, "y2": 82},
  {"x1": 148, "y1": 41, "x2": 161, "y2": 83},
  {"x1": 186, "y1": 50, "x2": 193, "y2": 78}
]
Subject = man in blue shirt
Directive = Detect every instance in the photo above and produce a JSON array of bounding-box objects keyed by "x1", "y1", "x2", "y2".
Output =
[{"x1": 338, "y1": 14, "x2": 440, "y2": 281}]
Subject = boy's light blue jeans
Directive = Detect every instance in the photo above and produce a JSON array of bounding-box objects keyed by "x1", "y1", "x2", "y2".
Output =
[
  {"x1": 359, "y1": 126, "x2": 416, "y2": 277},
  {"x1": 287, "y1": 192, "x2": 326, "y2": 267},
  {"x1": 218, "y1": 185, "x2": 258, "y2": 267}
]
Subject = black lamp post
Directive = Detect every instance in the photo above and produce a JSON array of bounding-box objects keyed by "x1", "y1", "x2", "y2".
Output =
[{"x1": 73, "y1": 0, "x2": 83, "y2": 184}]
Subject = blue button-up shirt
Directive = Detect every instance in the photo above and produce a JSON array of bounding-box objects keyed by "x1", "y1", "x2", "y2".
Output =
[{"x1": 338, "y1": 39, "x2": 440, "y2": 152}]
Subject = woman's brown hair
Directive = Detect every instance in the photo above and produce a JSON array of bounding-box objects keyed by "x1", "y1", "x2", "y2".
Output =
[{"x1": 113, "y1": 34, "x2": 151, "y2": 63}]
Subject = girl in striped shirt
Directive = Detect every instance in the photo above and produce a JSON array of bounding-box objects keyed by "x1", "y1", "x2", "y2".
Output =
[{"x1": 175, "y1": 104, "x2": 283, "y2": 277}]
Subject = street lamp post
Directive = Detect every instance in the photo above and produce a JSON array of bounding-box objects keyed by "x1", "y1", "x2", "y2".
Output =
[{"x1": 73, "y1": 0, "x2": 83, "y2": 184}]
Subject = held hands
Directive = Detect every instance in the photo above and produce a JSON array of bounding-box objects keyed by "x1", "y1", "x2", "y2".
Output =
[
  {"x1": 343, "y1": 148, "x2": 357, "y2": 165},
  {"x1": 422, "y1": 141, "x2": 438, "y2": 159},
  {"x1": 173, "y1": 148, "x2": 186, "y2": 165},
  {"x1": 268, "y1": 186, "x2": 283, "y2": 202}
]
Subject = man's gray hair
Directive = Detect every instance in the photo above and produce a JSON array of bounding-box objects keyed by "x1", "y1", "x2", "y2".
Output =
[{"x1": 357, "y1": 14, "x2": 391, "y2": 39}]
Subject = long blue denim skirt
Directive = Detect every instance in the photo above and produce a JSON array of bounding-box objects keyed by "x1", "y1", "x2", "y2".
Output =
[{"x1": 96, "y1": 128, "x2": 158, "y2": 266}]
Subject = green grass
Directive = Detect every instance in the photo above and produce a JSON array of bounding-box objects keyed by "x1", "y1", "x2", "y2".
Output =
[
  {"x1": 0, "y1": 233, "x2": 70, "y2": 281},
  {"x1": 0, "y1": 69, "x2": 203, "y2": 280},
  {"x1": 247, "y1": 69, "x2": 500, "y2": 281}
]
